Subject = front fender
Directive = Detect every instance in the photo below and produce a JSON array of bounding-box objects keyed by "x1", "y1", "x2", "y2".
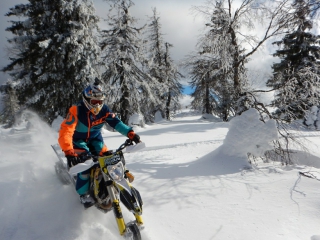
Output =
[{"x1": 116, "y1": 180, "x2": 143, "y2": 214}]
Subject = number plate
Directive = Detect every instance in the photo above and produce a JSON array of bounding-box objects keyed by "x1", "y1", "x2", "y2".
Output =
[{"x1": 103, "y1": 153, "x2": 121, "y2": 166}]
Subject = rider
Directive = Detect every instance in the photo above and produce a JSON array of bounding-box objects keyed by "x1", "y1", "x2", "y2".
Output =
[{"x1": 58, "y1": 78, "x2": 141, "y2": 208}]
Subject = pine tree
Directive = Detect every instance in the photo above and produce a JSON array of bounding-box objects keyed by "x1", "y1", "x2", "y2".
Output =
[
  {"x1": 187, "y1": 56, "x2": 216, "y2": 114},
  {"x1": 143, "y1": 8, "x2": 167, "y2": 120},
  {"x1": 185, "y1": 2, "x2": 240, "y2": 121},
  {"x1": 145, "y1": 8, "x2": 182, "y2": 120},
  {"x1": 266, "y1": 0, "x2": 320, "y2": 122},
  {"x1": 185, "y1": 50, "x2": 236, "y2": 121},
  {"x1": 100, "y1": 0, "x2": 161, "y2": 124},
  {"x1": 2, "y1": 0, "x2": 100, "y2": 124},
  {"x1": 145, "y1": 8, "x2": 166, "y2": 83},
  {"x1": 163, "y1": 42, "x2": 183, "y2": 120},
  {"x1": 196, "y1": 1, "x2": 249, "y2": 115}
]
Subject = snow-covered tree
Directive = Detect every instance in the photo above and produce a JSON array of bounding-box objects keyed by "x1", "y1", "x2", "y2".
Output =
[
  {"x1": 183, "y1": 52, "x2": 213, "y2": 112},
  {"x1": 184, "y1": 50, "x2": 236, "y2": 121},
  {"x1": 143, "y1": 8, "x2": 167, "y2": 120},
  {"x1": 0, "y1": 82, "x2": 20, "y2": 128},
  {"x1": 304, "y1": 105, "x2": 319, "y2": 128},
  {"x1": 2, "y1": 0, "x2": 100, "y2": 124},
  {"x1": 162, "y1": 42, "x2": 183, "y2": 120},
  {"x1": 266, "y1": 0, "x2": 320, "y2": 122},
  {"x1": 145, "y1": 8, "x2": 166, "y2": 84},
  {"x1": 144, "y1": 8, "x2": 182, "y2": 120},
  {"x1": 100, "y1": 0, "x2": 161, "y2": 124},
  {"x1": 192, "y1": 0, "x2": 296, "y2": 117},
  {"x1": 184, "y1": 2, "x2": 242, "y2": 121}
]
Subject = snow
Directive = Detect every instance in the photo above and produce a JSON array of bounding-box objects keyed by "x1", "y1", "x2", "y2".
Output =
[
  {"x1": 38, "y1": 39, "x2": 51, "y2": 49},
  {"x1": 305, "y1": 106, "x2": 319, "y2": 129},
  {"x1": 0, "y1": 103, "x2": 320, "y2": 240},
  {"x1": 221, "y1": 108, "x2": 278, "y2": 158},
  {"x1": 128, "y1": 113, "x2": 145, "y2": 127},
  {"x1": 154, "y1": 111, "x2": 164, "y2": 123}
]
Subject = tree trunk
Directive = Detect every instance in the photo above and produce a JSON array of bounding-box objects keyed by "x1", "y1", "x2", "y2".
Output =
[
  {"x1": 120, "y1": 81, "x2": 130, "y2": 124},
  {"x1": 165, "y1": 90, "x2": 171, "y2": 120},
  {"x1": 204, "y1": 73, "x2": 211, "y2": 114},
  {"x1": 119, "y1": 59, "x2": 130, "y2": 124},
  {"x1": 229, "y1": 26, "x2": 240, "y2": 89}
]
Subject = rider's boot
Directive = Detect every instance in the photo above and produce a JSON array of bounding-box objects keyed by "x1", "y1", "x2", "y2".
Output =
[{"x1": 79, "y1": 194, "x2": 95, "y2": 208}]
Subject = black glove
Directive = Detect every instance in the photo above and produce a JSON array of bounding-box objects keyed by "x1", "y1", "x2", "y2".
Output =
[
  {"x1": 64, "y1": 149, "x2": 82, "y2": 168},
  {"x1": 127, "y1": 130, "x2": 141, "y2": 144},
  {"x1": 66, "y1": 155, "x2": 81, "y2": 168},
  {"x1": 132, "y1": 134, "x2": 140, "y2": 144}
]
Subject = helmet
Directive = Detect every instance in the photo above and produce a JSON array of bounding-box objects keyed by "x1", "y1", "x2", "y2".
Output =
[{"x1": 82, "y1": 78, "x2": 105, "y2": 115}]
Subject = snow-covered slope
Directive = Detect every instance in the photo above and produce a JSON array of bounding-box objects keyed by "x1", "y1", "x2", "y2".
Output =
[{"x1": 0, "y1": 109, "x2": 320, "y2": 240}]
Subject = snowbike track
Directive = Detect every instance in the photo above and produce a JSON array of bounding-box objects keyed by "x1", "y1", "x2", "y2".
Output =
[{"x1": 125, "y1": 139, "x2": 222, "y2": 153}]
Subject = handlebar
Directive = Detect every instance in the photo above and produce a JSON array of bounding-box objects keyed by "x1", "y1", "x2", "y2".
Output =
[
  {"x1": 116, "y1": 139, "x2": 134, "y2": 152},
  {"x1": 77, "y1": 139, "x2": 134, "y2": 161}
]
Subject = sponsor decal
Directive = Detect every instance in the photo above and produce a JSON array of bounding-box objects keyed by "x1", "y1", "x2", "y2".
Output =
[
  {"x1": 92, "y1": 116, "x2": 107, "y2": 126},
  {"x1": 104, "y1": 154, "x2": 121, "y2": 165}
]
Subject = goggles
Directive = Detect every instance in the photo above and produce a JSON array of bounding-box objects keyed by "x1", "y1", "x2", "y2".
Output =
[{"x1": 90, "y1": 99, "x2": 103, "y2": 106}]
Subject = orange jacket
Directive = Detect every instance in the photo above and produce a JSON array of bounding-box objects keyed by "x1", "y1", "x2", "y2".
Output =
[{"x1": 58, "y1": 101, "x2": 132, "y2": 153}]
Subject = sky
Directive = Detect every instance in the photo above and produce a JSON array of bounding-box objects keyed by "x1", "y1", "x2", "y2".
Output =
[
  {"x1": 0, "y1": 96, "x2": 320, "y2": 240},
  {"x1": 2, "y1": 0, "x2": 319, "y2": 99},
  {"x1": 0, "y1": 0, "x2": 283, "y2": 96},
  {"x1": 0, "y1": 0, "x2": 204, "y2": 88}
]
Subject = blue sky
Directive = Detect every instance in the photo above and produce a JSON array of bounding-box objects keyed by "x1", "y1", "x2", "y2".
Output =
[{"x1": 182, "y1": 85, "x2": 194, "y2": 95}]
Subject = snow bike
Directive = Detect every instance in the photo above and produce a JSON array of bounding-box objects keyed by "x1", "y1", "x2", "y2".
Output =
[{"x1": 51, "y1": 139, "x2": 145, "y2": 240}]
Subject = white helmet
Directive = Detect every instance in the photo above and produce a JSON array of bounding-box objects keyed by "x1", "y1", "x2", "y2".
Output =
[{"x1": 82, "y1": 78, "x2": 105, "y2": 115}]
